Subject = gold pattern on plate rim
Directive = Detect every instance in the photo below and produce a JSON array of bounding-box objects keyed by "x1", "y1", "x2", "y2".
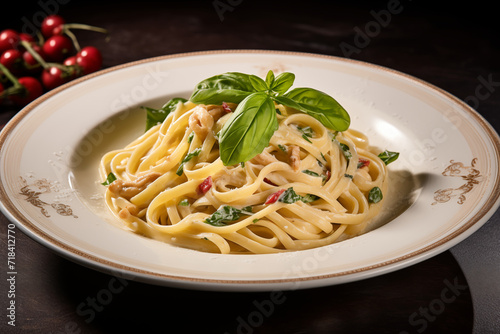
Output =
[
  {"x1": 19, "y1": 176, "x2": 78, "y2": 218},
  {"x1": 432, "y1": 158, "x2": 482, "y2": 205}
]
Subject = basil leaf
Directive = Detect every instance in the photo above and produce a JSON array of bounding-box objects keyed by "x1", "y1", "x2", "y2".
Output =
[
  {"x1": 249, "y1": 74, "x2": 269, "y2": 92},
  {"x1": 204, "y1": 205, "x2": 242, "y2": 226},
  {"x1": 101, "y1": 172, "x2": 117, "y2": 186},
  {"x1": 265, "y1": 70, "x2": 275, "y2": 88},
  {"x1": 219, "y1": 92, "x2": 278, "y2": 166},
  {"x1": 270, "y1": 72, "x2": 295, "y2": 95},
  {"x1": 143, "y1": 97, "x2": 187, "y2": 131},
  {"x1": 378, "y1": 150, "x2": 400, "y2": 165},
  {"x1": 274, "y1": 88, "x2": 350, "y2": 131},
  {"x1": 368, "y1": 187, "x2": 383, "y2": 203},
  {"x1": 189, "y1": 72, "x2": 257, "y2": 104}
]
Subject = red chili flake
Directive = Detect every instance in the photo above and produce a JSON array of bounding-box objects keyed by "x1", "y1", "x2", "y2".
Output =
[
  {"x1": 264, "y1": 178, "x2": 277, "y2": 186},
  {"x1": 324, "y1": 170, "x2": 331, "y2": 182},
  {"x1": 197, "y1": 176, "x2": 212, "y2": 194},
  {"x1": 222, "y1": 102, "x2": 232, "y2": 113},
  {"x1": 358, "y1": 158, "x2": 370, "y2": 168},
  {"x1": 265, "y1": 189, "x2": 285, "y2": 204}
]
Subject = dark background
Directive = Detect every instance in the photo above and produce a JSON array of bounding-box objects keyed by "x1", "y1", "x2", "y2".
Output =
[{"x1": 1, "y1": 1, "x2": 499, "y2": 333}]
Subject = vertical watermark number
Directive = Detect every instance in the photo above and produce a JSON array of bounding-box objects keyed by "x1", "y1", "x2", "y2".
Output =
[{"x1": 6, "y1": 223, "x2": 17, "y2": 327}]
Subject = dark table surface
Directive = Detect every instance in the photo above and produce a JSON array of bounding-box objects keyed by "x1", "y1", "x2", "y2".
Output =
[{"x1": 1, "y1": 1, "x2": 499, "y2": 333}]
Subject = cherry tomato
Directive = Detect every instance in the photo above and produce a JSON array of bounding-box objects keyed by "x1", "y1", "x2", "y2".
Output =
[
  {"x1": 41, "y1": 15, "x2": 65, "y2": 38},
  {"x1": 41, "y1": 66, "x2": 71, "y2": 90},
  {"x1": 76, "y1": 46, "x2": 102, "y2": 75},
  {"x1": 22, "y1": 45, "x2": 44, "y2": 74},
  {"x1": 0, "y1": 49, "x2": 24, "y2": 76},
  {"x1": 63, "y1": 55, "x2": 77, "y2": 66},
  {"x1": 42, "y1": 35, "x2": 74, "y2": 62},
  {"x1": 9, "y1": 76, "x2": 43, "y2": 106},
  {"x1": 63, "y1": 56, "x2": 82, "y2": 76},
  {"x1": 19, "y1": 33, "x2": 36, "y2": 44},
  {"x1": 0, "y1": 29, "x2": 20, "y2": 53}
]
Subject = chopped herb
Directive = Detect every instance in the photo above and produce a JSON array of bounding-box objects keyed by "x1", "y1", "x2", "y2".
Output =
[
  {"x1": 339, "y1": 143, "x2": 352, "y2": 160},
  {"x1": 297, "y1": 126, "x2": 314, "y2": 143},
  {"x1": 275, "y1": 108, "x2": 282, "y2": 115},
  {"x1": 301, "y1": 194, "x2": 320, "y2": 203},
  {"x1": 188, "y1": 131, "x2": 194, "y2": 144},
  {"x1": 267, "y1": 187, "x2": 319, "y2": 205},
  {"x1": 302, "y1": 134, "x2": 312, "y2": 143},
  {"x1": 344, "y1": 173, "x2": 353, "y2": 179},
  {"x1": 204, "y1": 205, "x2": 245, "y2": 226},
  {"x1": 320, "y1": 152, "x2": 327, "y2": 162},
  {"x1": 176, "y1": 148, "x2": 202, "y2": 176},
  {"x1": 252, "y1": 219, "x2": 259, "y2": 223},
  {"x1": 298, "y1": 126, "x2": 314, "y2": 137},
  {"x1": 101, "y1": 172, "x2": 117, "y2": 186},
  {"x1": 278, "y1": 144, "x2": 287, "y2": 153},
  {"x1": 302, "y1": 169, "x2": 321, "y2": 177},
  {"x1": 202, "y1": 237, "x2": 209, "y2": 240},
  {"x1": 278, "y1": 187, "x2": 303, "y2": 204},
  {"x1": 368, "y1": 186, "x2": 383, "y2": 203},
  {"x1": 241, "y1": 206, "x2": 253, "y2": 214},
  {"x1": 178, "y1": 199, "x2": 190, "y2": 206},
  {"x1": 240, "y1": 161, "x2": 245, "y2": 168},
  {"x1": 378, "y1": 150, "x2": 400, "y2": 165},
  {"x1": 303, "y1": 169, "x2": 327, "y2": 182}
]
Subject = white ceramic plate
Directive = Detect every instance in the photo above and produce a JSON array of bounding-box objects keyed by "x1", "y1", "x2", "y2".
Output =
[{"x1": 1, "y1": 50, "x2": 499, "y2": 292}]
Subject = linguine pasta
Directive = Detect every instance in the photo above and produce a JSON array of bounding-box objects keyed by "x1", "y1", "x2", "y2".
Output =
[{"x1": 99, "y1": 100, "x2": 389, "y2": 254}]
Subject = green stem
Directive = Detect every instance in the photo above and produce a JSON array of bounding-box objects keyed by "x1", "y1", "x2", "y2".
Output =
[
  {"x1": 20, "y1": 40, "x2": 49, "y2": 69},
  {"x1": 0, "y1": 63, "x2": 26, "y2": 99},
  {"x1": 0, "y1": 63, "x2": 21, "y2": 88},
  {"x1": 20, "y1": 40, "x2": 75, "y2": 75},
  {"x1": 63, "y1": 28, "x2": 81, "y2": 52},
  {"x1": 64, "y1": 23, "x2": 108, "y2": 34}
]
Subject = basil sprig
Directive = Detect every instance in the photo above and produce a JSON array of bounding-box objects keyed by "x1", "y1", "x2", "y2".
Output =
[{"x1": 190, "y1": 71, "x2": 350, "y2": 166}]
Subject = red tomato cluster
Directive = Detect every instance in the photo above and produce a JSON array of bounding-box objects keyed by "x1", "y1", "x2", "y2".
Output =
[{"x1": 0, "y1": 14, "x2": 107, "y2": 107}]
